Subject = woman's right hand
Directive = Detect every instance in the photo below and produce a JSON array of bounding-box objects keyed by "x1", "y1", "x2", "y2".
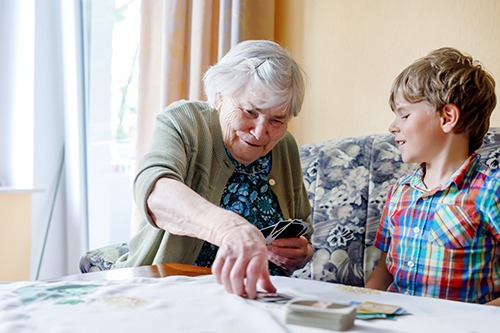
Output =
[
  {"x1": 211, "y1": 219, "x2": 276, "y2": 299},
  {"x1": 148, "y1": 178, "x2": 276, "y2": 299}
]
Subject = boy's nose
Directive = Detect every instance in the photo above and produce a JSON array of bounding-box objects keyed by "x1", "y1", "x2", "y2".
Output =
[{"x1": 388, "y1": 120, "x2": 399, "y2": 134}]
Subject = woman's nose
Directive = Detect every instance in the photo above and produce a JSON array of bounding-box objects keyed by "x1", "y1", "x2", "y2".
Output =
[{"x1": 251, "y1": 118, "x2": 268, "y2": 140}]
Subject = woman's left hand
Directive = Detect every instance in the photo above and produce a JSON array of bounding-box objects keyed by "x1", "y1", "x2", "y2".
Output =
[{"x1": 267, "y1": 236, "x2": 313, "y2": 272}]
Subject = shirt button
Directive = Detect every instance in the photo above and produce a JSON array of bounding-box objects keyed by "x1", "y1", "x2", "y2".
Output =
[
  {"x1": 413, "y1": 227, "x2": 420, "y2": 234},
  {"x1": 407, "y1": 261, "x2": 415, "y2": 268},
  {"x1": 269, "y1": 179, "x2": 276, "y2": 186}
]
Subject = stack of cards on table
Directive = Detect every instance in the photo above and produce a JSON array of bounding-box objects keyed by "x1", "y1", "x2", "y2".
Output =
[
  {"x1": 284, "y1": 299, "x2": 357, "y2": 331},
  {"x1": 351, "y1": 301, "x2": 409, "y2": 320},
  {"x1": 260, "y1": 219, "x2": 311, "y2": 244}
]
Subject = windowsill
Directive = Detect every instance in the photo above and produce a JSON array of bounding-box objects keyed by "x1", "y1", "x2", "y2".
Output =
[{"x1": 0, "y1": 187, "x2": 44, "y2": 193}]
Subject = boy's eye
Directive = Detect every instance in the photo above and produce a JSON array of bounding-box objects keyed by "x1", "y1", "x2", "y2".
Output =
[{"x1": 401, "y1": 114, "x2": 409, "y2": 120}]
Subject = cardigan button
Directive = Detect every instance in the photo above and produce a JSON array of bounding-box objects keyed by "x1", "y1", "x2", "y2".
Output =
[{"x1": 269, "y1": 179, "x2": 276, "y2": 186}]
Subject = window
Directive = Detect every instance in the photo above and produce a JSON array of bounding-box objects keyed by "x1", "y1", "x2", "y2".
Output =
[{"x1": 83, "y1": 0, "x2": 140, "y2": 250}]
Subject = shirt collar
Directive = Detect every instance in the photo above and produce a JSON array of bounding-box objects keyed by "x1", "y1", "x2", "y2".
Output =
[
  {"x1": 407, "y1": 152, "x2": 480, "y2": 191},
  {"x1": 225, "y1": 148, "x2": 271, "y2": 175}
]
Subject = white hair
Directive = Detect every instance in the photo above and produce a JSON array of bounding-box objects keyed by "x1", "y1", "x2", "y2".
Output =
[{"x1": 203, "y1": 40, "x2": 306, "y2": 117}]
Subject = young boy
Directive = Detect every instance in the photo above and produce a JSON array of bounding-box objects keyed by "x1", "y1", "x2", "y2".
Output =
[{"x1": 365, "y1": 47, "x2": 500, "y2": 306}]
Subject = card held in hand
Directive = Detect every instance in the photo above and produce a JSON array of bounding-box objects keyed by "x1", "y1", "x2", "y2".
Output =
[{"x1": 260, "y1": 219, "x2": 311, "y2": 244}]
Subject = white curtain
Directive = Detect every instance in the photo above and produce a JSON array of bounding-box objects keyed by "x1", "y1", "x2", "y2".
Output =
[
  {"x1": 0, "y1": 0, "x2": 89, "y2": 280},
  {"x1": 0, "y1": 0, "x2": 34, "y2": 188},
  {"x1": 31, "y1": 0, "x2": 88, "y2": 280}
]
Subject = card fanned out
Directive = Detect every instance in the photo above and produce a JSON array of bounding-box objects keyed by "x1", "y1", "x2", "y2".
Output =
[{"x1": 260, "y1": 219, "x2": 311, "y2": 244}]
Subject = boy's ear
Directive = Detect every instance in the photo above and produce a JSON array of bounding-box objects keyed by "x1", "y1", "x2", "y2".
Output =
[{"x1": 440, "y1": 103, "x2": 460, "y2": 133}]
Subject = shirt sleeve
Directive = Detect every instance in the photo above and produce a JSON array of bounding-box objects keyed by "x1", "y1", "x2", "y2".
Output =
[
  {"x1": 373, "y1": 183, "x2": 396, "y2": 252},
  {"x1": 485, "y1": 175, "x2": 500, "y2": 242}
]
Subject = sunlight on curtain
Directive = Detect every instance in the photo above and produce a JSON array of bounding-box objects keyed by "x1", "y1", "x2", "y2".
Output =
[
  {"x1": 132, "y1": 0, "x2": 275, "y2": 234},
  {"x1": 0, "y1": 0, "x2": 34, "y2": 188},
  {"x1": 0, "y1": 0, "x2": 82, "y2": 280},
  {"x1": 30, "y1": 0, "x2": 87, "y2": 279},
  {"x1": 59, "y1": 0, "x2": 88, "y2": 277}
]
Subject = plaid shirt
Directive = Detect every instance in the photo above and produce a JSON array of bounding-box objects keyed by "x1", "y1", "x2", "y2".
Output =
[{"x1": 374, "y1": 153, "x2": 500, "y2": 303}]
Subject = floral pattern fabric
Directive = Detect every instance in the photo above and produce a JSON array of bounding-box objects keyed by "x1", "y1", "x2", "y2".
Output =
[
  {"x1": 81, "y1": 128, "x2": 500, "y2": 288},
  {"x1": 194, "y1": 151, "x2": 287, "y2": 276},
  {"x1": 291, "y1": 128, "x2": 500, "y2": 286}
]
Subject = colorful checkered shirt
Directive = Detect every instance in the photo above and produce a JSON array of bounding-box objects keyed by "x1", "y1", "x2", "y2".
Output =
[{"x1": 374, "y1": 153, "x2": 500, "y2": 303}]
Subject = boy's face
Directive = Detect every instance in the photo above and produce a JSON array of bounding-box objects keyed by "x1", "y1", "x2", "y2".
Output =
[{"x1": 388, "y1": 91, "x2": 445, "y2": 164}]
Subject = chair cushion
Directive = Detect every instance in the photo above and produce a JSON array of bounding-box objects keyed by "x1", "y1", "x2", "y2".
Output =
[{"x1": 79, "y1": 243, "x2": 129, "y2": 273}]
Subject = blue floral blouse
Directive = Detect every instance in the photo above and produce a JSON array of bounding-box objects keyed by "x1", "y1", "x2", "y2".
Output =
[{"x1": 194, "y1": 150, "x2": 287, "y2": 276}]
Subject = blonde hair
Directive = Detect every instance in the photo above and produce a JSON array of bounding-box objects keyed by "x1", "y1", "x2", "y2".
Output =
[{"x1": 389, "y1": 47, "x2": 496, "y2": 153}]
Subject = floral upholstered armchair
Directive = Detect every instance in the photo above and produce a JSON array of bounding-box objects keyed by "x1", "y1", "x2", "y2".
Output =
[
  {"x1": 291, "y1": 127, "x2": 500, "y2": 286},
  {"x1": 81, "y1": 128, "x2": 500, "y2": 286}
]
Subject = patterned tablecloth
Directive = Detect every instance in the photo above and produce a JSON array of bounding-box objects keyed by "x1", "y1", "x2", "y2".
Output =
[{"x1": 0, "y1": 275, "x2": 498, "y2": 333}]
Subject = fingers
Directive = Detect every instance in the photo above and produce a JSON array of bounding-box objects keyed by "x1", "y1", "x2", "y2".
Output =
[
  {"x1": 270, "y1": 235, "x2": 308, "y2": 248},
  {"x1": 268, "y1": 236, "x2": 308, "y2": 258},
  {"x1": 267, "y1": 236, "x2": 310, "y2": 271},
  {"x1": 212, "y1": 226, "x2": 311, "y2": 297},
  {"x1": 242, "y1": 257, "x2": 259, "y2": 299},
  {"x1": 213, "y1": 253, "x2": 271, "y2": 298},
  {"x1": 257, "y1": 272, "x2": 277, "y2": 295},
  {"x1": 212, "y1": 254, "x2": 223, "y2": 284},
  {"x1": 212, "y1": 226, "x2": 271, "y2": 298},
  {"x1": 244, "y1": 255, "x2": 276, "y2": 299},
  {"x1": 213, "y1": 249, "x2": 247, "y2": 296}
]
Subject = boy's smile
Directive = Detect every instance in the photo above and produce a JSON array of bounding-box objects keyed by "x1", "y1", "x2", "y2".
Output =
[{"x1": 395, "y1": 139, "x2": 406, "y2": 146}]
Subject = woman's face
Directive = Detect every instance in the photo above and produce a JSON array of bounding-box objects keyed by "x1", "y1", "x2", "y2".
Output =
[{"x1": 218, "y1": 84, "x2": 290, "y2": 165}]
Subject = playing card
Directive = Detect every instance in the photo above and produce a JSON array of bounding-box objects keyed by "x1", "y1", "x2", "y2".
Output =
[
  {"x1": 254, "y1": 292, "x2": 295, "y2": 304},
  {"x1": 350, "y1": 301, "x2": 409, "y2": 320},
  {"x1": 260, "y1": 219, "x2": 311, "y2": 244},
  {"x1": 356, "y1": 301, "x2": 402, "y2": 315},
  {"x1": 275, "y1": 220, "x2": 309, "y2": 239}
]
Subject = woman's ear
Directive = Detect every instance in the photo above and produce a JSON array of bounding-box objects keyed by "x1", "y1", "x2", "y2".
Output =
[{"x1": 440, "y1": 103, "x2": 460, "y2": 133}]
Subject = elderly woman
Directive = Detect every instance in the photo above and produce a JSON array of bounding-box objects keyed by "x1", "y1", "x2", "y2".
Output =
[{"x1": 115, "y1": 40, "x2": 313, "y2": 298}]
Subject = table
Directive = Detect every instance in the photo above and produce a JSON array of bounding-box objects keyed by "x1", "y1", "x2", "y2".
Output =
[
  {"x1": 48, "y1": 263, "x2": 212, "y2": 281},
  {"x1": 1, "y1": 266, "x2": 499, "y2": 333}
]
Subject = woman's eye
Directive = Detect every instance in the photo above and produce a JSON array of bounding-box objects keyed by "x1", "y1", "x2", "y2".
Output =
[
  {"x1": 270, "y1": 119, "x2": 285, "y2": 127},
  {"x1": 242, "y1": 108, "x2": 257, "y2": 117},
  {"x1": 401, "y1": 114, "x2": 409, "y2": 120}
]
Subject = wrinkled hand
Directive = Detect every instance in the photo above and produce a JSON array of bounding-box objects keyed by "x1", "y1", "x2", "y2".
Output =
[
  {"x1": 212, "y1": 222, "x2": 276, "y2": 299},
  {"x1": 267, "y1": 236, "x2": 311, "y2": 272}
]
